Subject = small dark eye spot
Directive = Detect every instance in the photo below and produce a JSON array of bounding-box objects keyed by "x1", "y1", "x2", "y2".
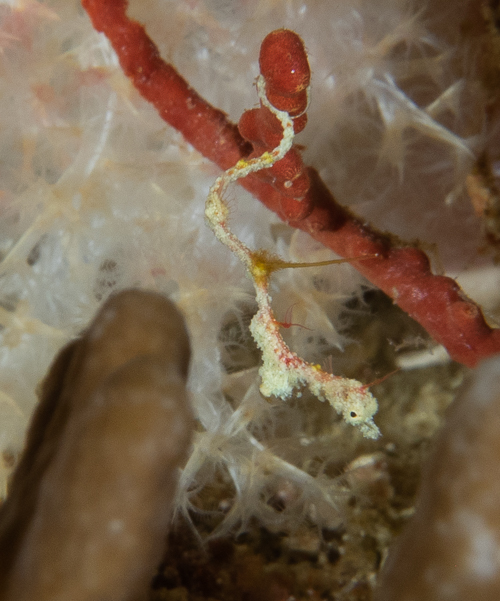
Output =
[{"x1": 350, "y1": 411, "x2": 357, "y2": 418}]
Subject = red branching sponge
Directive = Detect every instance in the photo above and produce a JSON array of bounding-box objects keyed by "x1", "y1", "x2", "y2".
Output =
[
  {"x1": 238, "y1": 29, "x2": 313, "y2": 219},
  {"x1": 81, "y1": 0, "x2": 500, "y2": 368},
  {"x1": 80, "y1": 0, "x2": 250, "y2": 171},
  {"x1": 259, "y1": 29, "x2": 311, "y2": 99}
]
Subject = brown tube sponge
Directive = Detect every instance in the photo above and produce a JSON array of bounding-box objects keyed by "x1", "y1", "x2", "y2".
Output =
[
  {"x1": 374, "y1": 355, "x2": 500, "y2": 601},
  {"x1": 0, "y1": 289, "x2": 194, "y2": 601}
]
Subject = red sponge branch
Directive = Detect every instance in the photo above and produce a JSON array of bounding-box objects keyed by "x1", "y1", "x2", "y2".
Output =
[
  {"x1": 81, "y1": 0, "x2": 500, "y2": 368},
  {"x1": 80, "y1": 0, "x2": 251, "y2": 170},
  {"x1": 238, "y1": 29, "x2": 312, "y2": 217}
]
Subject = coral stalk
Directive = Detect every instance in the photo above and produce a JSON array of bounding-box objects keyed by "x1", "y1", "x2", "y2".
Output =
[
  {"x1": 0, "y1": 290, "x2": 193, "y2": 601},
  {"x1": 81, "y1": 0, "x2": 500, "y2": 367},
  {"x1": 374, "y1": 355, "x2": 500, "y2": 601}
]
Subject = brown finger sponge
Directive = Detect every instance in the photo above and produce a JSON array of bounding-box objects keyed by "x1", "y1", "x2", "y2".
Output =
[
  {"x1": 374, "y1": 355, "x2": 500, "y2": 601},
  {"x1": 0, "y1": 289, "x2": 194, "y2": 601}
]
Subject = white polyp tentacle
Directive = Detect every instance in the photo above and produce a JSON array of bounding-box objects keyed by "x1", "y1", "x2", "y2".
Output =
[{"x1": 204, "y1": 71, "x2": 380, "y2": 439}]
